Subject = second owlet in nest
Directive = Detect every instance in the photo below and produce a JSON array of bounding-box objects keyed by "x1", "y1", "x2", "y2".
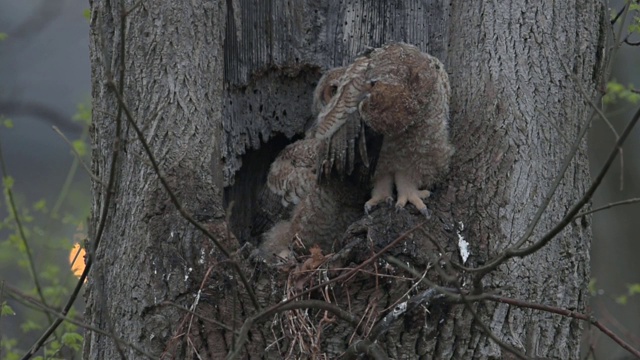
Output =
[
  {"x1": 252, "y1": 67, "x2": 374, "y2": 259},
  {"x1": 254, "y1": 42, "x2": 453, "y2": 260}
]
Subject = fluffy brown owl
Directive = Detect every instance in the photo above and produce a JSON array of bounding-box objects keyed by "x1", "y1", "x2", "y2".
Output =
[
  {"x1": 254, "y1": 43, "x2": 453, "y2": 260},
  {"x1": 252, "y1": 67, "x2": 369, "y2": 260},
  {"x1": 316, "y1": 42, "x2": 453, "y2": 217}
]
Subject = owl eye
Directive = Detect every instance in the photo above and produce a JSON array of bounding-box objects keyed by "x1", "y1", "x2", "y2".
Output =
[{"x1": 323, "y1": 85, "x2": 338, "y2": 104}]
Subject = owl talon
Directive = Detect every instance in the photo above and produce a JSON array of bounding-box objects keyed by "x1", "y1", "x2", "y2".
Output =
[
  {"x1": 364, "y1": 203, "x2": 374, "y2": 215},
  {"x1": 420, "y1": 206, "x2": 432, "y2": 219}
]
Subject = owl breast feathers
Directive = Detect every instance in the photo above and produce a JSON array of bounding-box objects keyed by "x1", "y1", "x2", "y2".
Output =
[{"x1": 253, "y1": 42, "x2": 453, "y2": 261}]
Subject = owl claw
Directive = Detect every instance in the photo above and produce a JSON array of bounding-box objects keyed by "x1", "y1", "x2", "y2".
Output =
[
  {"x1": 420, "y1": 206, "x2": 432, "y2": 219},
  {"x1": 364, "y1": 203, "x2": 374, "y2": 215},
  {"x1": 394, "y1": 203, "x2": 405, "y2": 213}
]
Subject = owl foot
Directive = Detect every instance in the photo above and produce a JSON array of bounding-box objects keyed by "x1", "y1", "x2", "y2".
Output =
[
  {"x1": 364, "y1": 173, "x2": 394, "y2": 215},
  {"x1": 364, "y1": 195, "x2": 394, "y2": 214},
  {"x1": 394, "y1": 189, "x2": 432, "y2": 218},
  {"x1": 394, "y1": 172, "x2": 432, "y2": 218}
]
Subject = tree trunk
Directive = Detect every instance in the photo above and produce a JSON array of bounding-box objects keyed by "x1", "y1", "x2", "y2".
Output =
[{"x1": 85, "y1": 0, "x2": 606, "y2": 359}]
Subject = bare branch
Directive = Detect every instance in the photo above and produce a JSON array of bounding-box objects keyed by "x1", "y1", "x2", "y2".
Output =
[
  {"x1": 51, "y1": 126, "x2": 102, "y2": 184},
  {"x1": 344, "y1": 340, "x2": 389, "y2": 360},
  {"x1": 0, "y1": 100, "x2": 83, "y2": 134},
  {"x1": 484, "y1": 294, "x2": 640, "y2": 359},
  {"x1": 573, "y1": 197, "x2": 640, "y2": 219},
  {"x1": 226, "y1": 221, "x2": 427, "y2": 359},
  {"x1": 6, "y1": 283, "x2": 159, "y2": 360},
  {"x1": 471, "y1": 105, "x2": 640, "y2": 274},
  {"x1": 22, "y1": 4, "x2": 126, "y2": 358},
  {"x1": 0, "y1": 139, "x2": 54, "y2": 326},
  {"x1": 458, "y1": 292, "x2": 530, "y2": 360},
  {"x1": 610, "y1": 3, "x2": 628, "y2": 25}
]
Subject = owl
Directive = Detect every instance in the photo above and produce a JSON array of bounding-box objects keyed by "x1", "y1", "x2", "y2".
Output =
[
  {"x1": 316, "y1": 42, "x2": 454, "y2": 217},
  {"x1": 252, "y1": 67, "x2": 371, "y2": 260}
]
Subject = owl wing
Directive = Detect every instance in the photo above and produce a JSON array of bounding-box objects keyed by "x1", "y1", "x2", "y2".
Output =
[{"x1": 314, "y1": 57, "x2": 383, "y2": 184}]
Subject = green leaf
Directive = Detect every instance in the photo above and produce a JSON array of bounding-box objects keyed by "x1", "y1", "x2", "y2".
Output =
[
  {"x1": 2, "y1": 118, "x2": 13, "y2": 128},
  {"x1": 62, "y1": 332, "x2": 84, "y2": 350},
  {"x1": 83, "y1": 9, "x2": 91, "y2": 21},
  {"x1": 604, "y1": 80, "x2": 640, "y2": 104},
  {"x1": 3, "y1": 176, "x2": 14, "y2": 189},
  {"x1": 628, "y1": 283, "x2": 640, "y2": 295},
  {"x1": 616, "y1": 295, "x2": 628, "y2": 305},
  {"x1": 73, "y1": 101, "x2": 92, "y2": 126},
  {"x1": 21, "y1": 319, "x2": 42, "y2": 332},
  {"x1": 1, "y1": 302, "x2": 15, "y2": 316},
  {"x1": 72, "y1": 139, "x2": 87, "y2": 157},
  {"x1": 4, "y1": 353, "x2": 20, "y2": 360},
  {"x1": 0, "y1": 33, "x2": 7, "y2": 41},
  {"x1": 1, "y1": 337, "x2": 20, "y2": 360},
  {"x1": 588, "y1": 278, "x2": 597, "y2": 296},
  {"x1": 33, "y1": 199, "x2": 47, "y2": 212}
]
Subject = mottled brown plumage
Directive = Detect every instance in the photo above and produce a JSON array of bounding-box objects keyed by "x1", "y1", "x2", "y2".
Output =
[
  {"x1": 254, "y1": 43, "x2": 453, "y2": 261},
  {"x1": 253, "y1": 68, "x2": 368, "y2": 261},
  {"x1": 316, "y1": 42, "x2": 453, "y2": 217}
]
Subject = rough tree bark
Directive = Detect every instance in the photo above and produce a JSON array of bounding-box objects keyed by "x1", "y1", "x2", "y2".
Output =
[{"x1": 85, "y1": 0, "x2": 606, "y2": 359}]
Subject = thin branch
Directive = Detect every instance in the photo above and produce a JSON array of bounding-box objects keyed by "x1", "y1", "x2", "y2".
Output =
[
  {"x1": 94, "y1": 4, "x2": 130, "y2": 359},
  {"x1": 22, "y1": 4, "x2": 125, "y2": 358},
  {"x1": 105, "y1": 79, "x2": 260, "y2": 311},
  {"x1": 484, "y1": 97, "x2": 596, "y2": 268},
  {"x1": 163, "y1": 301, "x2": 236, "y2": 333},
  {"x1": 472, "y1": 104, "x2": 640, "y2": 273},
  {"x1": 344, "y1": 340, "x2": 389, "y2": 360},
  {"x1": 51, "y1": 126, "x2": 102, "y2": 184},
  {"x1": 573, "y1": 197, "x2": 640, "y2": 219},
  {"x1": 484, "y1": 294, "x2": 640, "y2": 359},
  {"x1": 226, "y1": 221, "x2": 427, "y2": 360},
  {"x1": 458, "y1": 292, "x2": 529, "y2": 360},
  {"x1": 610, "y1": 3, "x2": 628, "y2": 25},
  {"x1": 0, "y1": 137, "x2": 54, "y2": 326},
  {"x1": 21, "y1": 254, "x2": 92, "y2": 360},
  {"x1": 369, "y1": 288, "x2": 445, "y2": 341},
  {"x1": 610, "y1": 0, "x2": 631, "y2": 59},
  {"x1": 6, "y1": 283, "x2": 159, "y2": 360},
  {"x1": 0, "y1": 100, "x2": 83, "y2": 134}
]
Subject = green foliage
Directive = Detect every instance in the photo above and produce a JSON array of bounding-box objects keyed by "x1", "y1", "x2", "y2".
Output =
[
  {"x1": 0, "y1": 100, "x2": 91, "y2": 358},
  {"x1": 588, "y1": 278, "x2": 598, "y2": 296},
  {"x1": 83, "y1": 9, "x2": 91, "y2": 21},
  {"x1": 72, "y1": 139, "x2": 87, "y2": 157},
  {"x1": 614, "y1": 283, "x2": 640, "y2": 305},
  {"x1": 62, "y1": 332, "x2": 83, "y2": 351},
  {"x1": 3, "y1": 175, "x2": 14, "y2": 190},
  {"x1": 629, "y1": 3, "x2": 640, "y2": 33},
  {"x1": 73, "y1": 100, "x2": 92, "y2": 126},
  {"x1": 629, "y1": 283, "x2": 640, "y2": 295},
  {"x1": 604, "y1": 80, "x2": 640, "y2": 104},
  {"x1": 1, "y1": 338, "x2": 20, "y2": 360},
  {"x1": 0, "y1": 33, "x2": 7, "y2": 41},
  {"x1": 33, "y1": 199, "x2": 47, "y2": 213},
  {"x1": 1, "y1": 301, "x2": 15, "y2": 316},
  {"x1": 20, "y1": 319, "x2": 42, "y2": 332},
  {"x1": 1, "y1": 116, "x2": 13, "y2": 128}
]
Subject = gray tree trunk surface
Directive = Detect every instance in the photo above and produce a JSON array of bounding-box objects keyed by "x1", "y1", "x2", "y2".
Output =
[{"x1": 85, "y1": 0, "x2": 605, "y2": 359}]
